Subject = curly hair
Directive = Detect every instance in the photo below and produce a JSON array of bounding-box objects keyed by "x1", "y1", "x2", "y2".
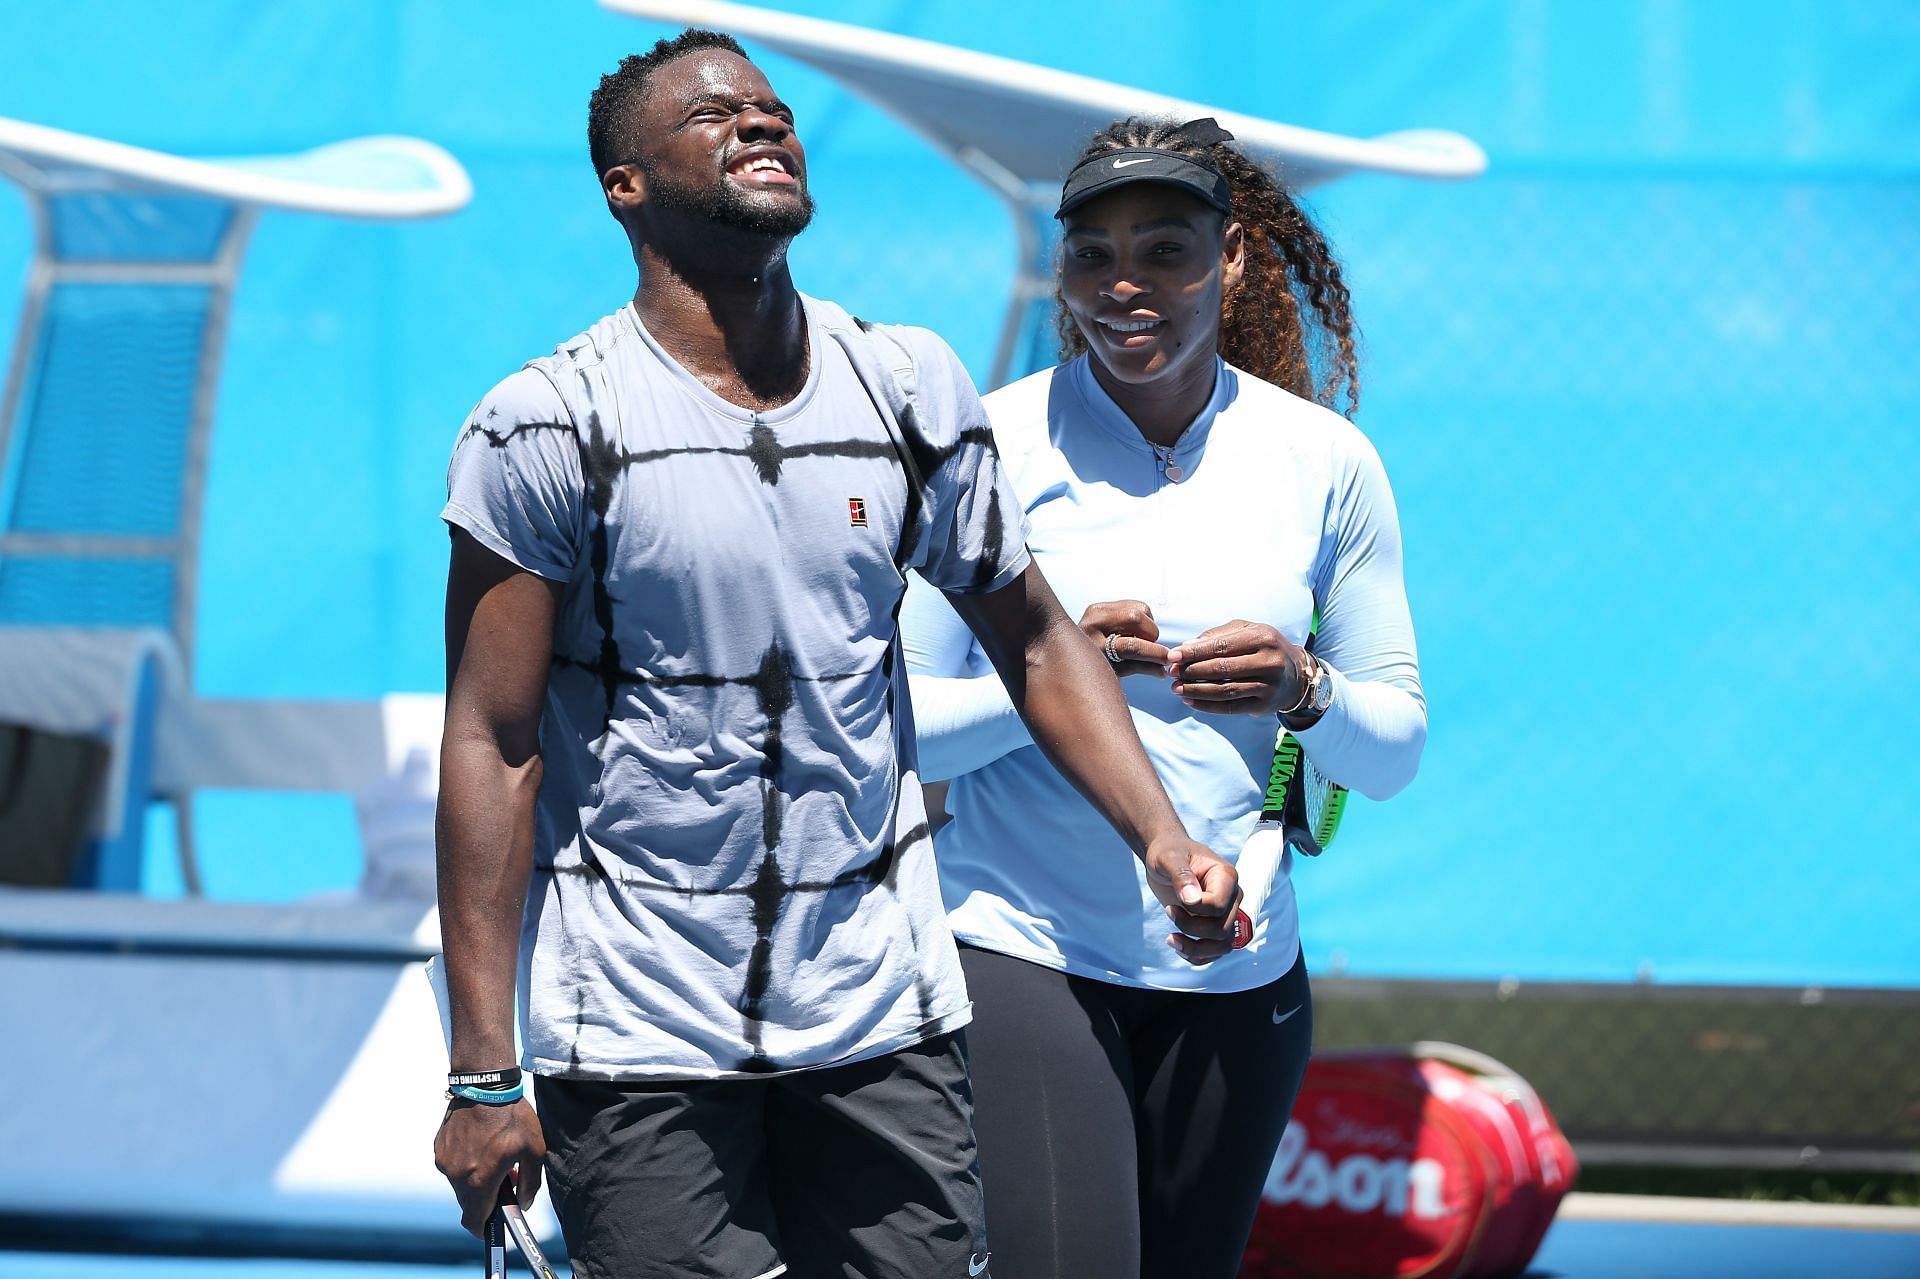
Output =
[
  {"x1": 1055, "y1": 117, "x2": 1361, "y2": 418},
  {"x1": 587, "y1": 28, "x2": 748, "y2": 181}
]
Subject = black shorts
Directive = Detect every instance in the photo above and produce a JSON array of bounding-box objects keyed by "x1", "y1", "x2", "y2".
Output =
[
  {"x1": 959, "y1": 943, "x2": 1313, "y2": 1279},
  {"x1": 535, "y1": 1031, "x2": 990, "y2": 1279}
]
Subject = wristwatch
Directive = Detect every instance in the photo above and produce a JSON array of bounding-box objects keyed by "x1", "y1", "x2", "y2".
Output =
[{"x1": 1285, "y1": 655, "x2": 1335, "y2": 725}]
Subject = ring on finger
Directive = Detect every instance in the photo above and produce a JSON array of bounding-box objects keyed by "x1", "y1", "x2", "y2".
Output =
[{"x1": 1103, "y1": 633, "x2": 1122, "y2": 664}]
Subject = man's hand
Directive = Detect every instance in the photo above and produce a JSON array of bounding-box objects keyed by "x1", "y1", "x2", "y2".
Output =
[
  {"x1": 1078, "y1": 600, "x2": 1171, "y2": 680},
  {"x1": 434, "y1": 1099, "x2": 546, "y2": 1238},
  {"x1": 1166, "y1": 620, "x2": 1311, "y2": 716},
  {"x1": 1143, "y1": 831, "x2": 1241, "y2": 964}
]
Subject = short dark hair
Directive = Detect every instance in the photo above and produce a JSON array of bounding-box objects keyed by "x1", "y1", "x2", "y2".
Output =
[{"x1": 587, "y1": 28, "x2": 749, "y2": 180}]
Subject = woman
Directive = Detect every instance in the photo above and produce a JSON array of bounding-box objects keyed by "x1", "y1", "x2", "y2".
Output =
[{"x1": 900, "y1": 116, "x2": 1427, "y2": 1278}]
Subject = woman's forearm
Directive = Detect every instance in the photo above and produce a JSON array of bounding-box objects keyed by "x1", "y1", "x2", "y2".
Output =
[
  {"x1": 906, "y1": 670, "x2": 1032, "y2": 782},
  {"x1": 1295, "y1": 667, "x2": 1426, "y2": 800}
]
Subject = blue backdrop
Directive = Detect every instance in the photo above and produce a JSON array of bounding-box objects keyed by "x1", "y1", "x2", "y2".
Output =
[{"x1": 2, "y1": 1, "x2": 1915, "y2": 986}]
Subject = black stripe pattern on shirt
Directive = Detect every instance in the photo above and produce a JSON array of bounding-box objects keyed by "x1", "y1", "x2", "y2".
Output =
[{"x1": 524, "y1": 349, "x2": 1007, "y2": 1072}]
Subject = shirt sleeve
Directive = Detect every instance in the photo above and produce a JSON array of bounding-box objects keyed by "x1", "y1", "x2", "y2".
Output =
[
  {"x1": 895, "y1": 330, "x2": 1032, "y2": 595},
  {"x1": 1296, "y1": 432, "x2": 1428, "y2": 800},
  {"x1": 442, "y1": 368, "x2": 583, "y2": 582},
  {"x1": 899, "y1": 573, "x2": 1033, "y2": 782}
]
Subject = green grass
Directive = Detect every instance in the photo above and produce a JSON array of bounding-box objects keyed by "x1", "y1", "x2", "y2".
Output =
[{"x1": 1575, "y1": 1166, "x2": 1920, "y2": 1207}]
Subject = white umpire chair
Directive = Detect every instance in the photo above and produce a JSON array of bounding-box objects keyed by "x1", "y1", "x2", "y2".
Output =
[{"x1": 0, "y1": 117, "x2": 469, "y2": 892}]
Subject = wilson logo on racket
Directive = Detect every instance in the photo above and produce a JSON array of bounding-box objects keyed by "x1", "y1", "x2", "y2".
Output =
[
  {"x1": 1233, "y1": 726, "x2": 1348, "y2": 949},
  {"x1": 1263, "y1": 731, "x2": 1348, "y2": 858},
  {"x1": 1232, "y1": 609, "x2": 1351, "y2": 948},
  {"x1": 1263, "y1": 736, "x2": 1302, "y2": 817},
  {"x1": 848, "y1": 496, "x2": 868, "y2": 527}
]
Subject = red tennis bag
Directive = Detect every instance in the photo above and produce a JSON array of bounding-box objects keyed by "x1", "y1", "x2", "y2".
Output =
[{"x1": 1241, "y1": 1043, "x2": 1578, "y2": 1279}]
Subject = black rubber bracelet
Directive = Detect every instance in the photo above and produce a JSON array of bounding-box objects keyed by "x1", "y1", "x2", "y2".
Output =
[
  {"x1": 448, "y1": 1078, "x2": 526, "y2": 1105},
  {"x1": 448, "y1": 1066, "x2": 523, "y2": 1088}
]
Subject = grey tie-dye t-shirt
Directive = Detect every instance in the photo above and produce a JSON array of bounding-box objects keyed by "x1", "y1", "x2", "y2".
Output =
[{"x1": 443, "y1": 297, "x2": 1029, "y2": 1080}]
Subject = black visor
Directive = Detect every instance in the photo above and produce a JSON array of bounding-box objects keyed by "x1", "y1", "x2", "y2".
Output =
[{"x1": 1054, "y1": 148, "x2": 1232, "y2": 220}]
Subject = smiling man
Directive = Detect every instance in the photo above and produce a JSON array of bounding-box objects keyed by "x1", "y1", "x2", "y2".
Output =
[{"x1": 430, "y1": 29, "x2": 1239, "y2": 1278}]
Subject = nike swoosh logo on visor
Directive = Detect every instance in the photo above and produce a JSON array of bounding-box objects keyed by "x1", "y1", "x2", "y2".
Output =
[
  {"x1": 1112, "y1": 157, "x2": 1154, "y2": 168},
  {"x1": 1273, "y1": 1005, "x2": 1302, "y2": 1025}
]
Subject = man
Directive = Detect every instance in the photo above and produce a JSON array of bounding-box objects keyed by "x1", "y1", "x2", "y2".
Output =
[{"x1": 433, "y1": 28, "x2": 1239, "y2": 1279}]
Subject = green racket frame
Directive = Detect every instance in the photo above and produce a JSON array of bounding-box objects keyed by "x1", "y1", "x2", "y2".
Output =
[{"x1": 1256, "y1": 607, "x2": 1349, "y2": 857}]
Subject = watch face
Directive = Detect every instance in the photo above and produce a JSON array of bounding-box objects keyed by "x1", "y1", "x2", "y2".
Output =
[{"x1": 1308, "y1": 664, "x2": 1335, "y2": 713}]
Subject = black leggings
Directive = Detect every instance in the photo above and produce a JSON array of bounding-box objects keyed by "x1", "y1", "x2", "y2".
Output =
[{"x1": 959, "y1": 943, "x2": 1312, "y2": 1279}]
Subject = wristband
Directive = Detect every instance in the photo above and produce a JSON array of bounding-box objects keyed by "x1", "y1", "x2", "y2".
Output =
[
  {"x1": 449, "y1": 1079, "x2": 526, "y2": 1105},
  {"x1": 448, "y1": 1067, "x2": 523, "y2": 1089}
]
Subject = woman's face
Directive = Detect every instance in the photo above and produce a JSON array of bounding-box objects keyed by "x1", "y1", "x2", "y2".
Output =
[{"x1": 1060, "y1": 183, "x2": 1245, "y2": 390}]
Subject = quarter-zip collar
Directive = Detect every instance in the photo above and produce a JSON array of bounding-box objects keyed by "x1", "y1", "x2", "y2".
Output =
[{"x1": 1066, "y1": 353, "x2": 1230, "y2": 481}]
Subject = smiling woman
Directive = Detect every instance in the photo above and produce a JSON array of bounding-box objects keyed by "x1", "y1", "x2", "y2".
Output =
[
  {"x1": 1056, "y1": 117, "x2": 1361, "y2": 421},
  {"x1": 1058, "y1": 179, "x2": 1245, "y2": 442},
  {"x1": 900, "y1": 115, "x2": 1426, "y2": 1279}
]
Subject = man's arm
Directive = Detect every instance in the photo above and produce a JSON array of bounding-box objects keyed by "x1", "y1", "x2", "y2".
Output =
[
  {"x1": 432, "y1": 529, "x2": 558, "y2": 1236},
  {"x1": 943, "y1": 561, "x2": 1240, "y2": 960}
]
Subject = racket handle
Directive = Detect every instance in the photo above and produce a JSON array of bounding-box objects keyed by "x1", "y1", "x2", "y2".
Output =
[
  {"x1": 1230, "y1": 825, "x2": 1286, "y2": 950},
  {"x1": 485, "y1": 1177, "x2": 515, "y2": 1278},
  {"x1": 486, "y1": 1204, "x2": 506, "y2": 1279}
]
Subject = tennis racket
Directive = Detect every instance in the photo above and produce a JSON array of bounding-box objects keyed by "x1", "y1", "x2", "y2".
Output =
[
  {"x1": 1231, "y1": 620, "x2": 1349, "y2": 947},
  {"x1": 425, "y1": 957, "x2": 558, "y2": 1279},
  {"x1": 499, "y1": 1194, "x2": 559, "y2": 1279},
  {"x1": 486, "y1": 1189, "x2": 507, "y2": 1279}
]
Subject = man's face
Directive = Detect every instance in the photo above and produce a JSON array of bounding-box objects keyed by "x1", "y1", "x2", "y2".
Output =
[{"x1": 629, "y1": 49, "x2": 813, "y2": 237}]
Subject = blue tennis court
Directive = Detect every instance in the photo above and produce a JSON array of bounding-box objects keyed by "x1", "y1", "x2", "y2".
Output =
[
  {"x1": 1534, "y1": 1218, "x2": 1920, "y2": 1278},
  {"x1": 7, "y1": 1217, "x2": 1920, "y2": 1279}
]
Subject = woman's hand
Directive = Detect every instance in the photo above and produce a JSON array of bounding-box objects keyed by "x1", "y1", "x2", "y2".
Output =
[
  {"x1": 1166, "y1": 619, "x2": 1311, "y2": 716},
  {"x1": 1079, "y1": 600, "x2": 1172, "y2": 679}
]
